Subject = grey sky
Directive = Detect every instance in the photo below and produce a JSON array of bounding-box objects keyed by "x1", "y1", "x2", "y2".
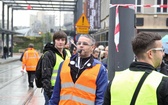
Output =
[{"x1": 0, "y1": 1, "x2": 66, "y2": 27}]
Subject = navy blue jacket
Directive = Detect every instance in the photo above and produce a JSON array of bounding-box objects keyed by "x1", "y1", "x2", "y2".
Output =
[{"x1": 49, "y1": 54, "x2": 108, "y2": 105}]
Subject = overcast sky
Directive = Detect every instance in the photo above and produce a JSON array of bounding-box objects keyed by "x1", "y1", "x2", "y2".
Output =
[
  {"x1": 0, "y1": 1, "x2": 65, "y2": 27},
  {"x1": 0, "y1": 1, "x2": 35, "y2": 27},
  {"x1": 13, "y1": 10, "x2": 38, "y2": 26}
]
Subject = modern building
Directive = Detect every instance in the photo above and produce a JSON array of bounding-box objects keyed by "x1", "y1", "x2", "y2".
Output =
[
  {"x1": 64, "y1": 13, "x2": 74, "y2": 30},
  {"x1": 92, "y1": 0, "x2": 168, "y2": 46},
  {"x1": 136, "y1": 0, "x2": 168, "y2": 36},
  {"x1": 26, "y1": 11, "x2": 56, "y2": 36}
]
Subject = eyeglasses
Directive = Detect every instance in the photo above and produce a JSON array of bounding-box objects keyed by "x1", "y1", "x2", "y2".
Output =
[
  {"x1": 94, "y1": 50, "x2": 99, "y2": 53},
  {"x1": 76, "y1": 42, "x2": 93, "y2": 46},
  {"x1": 150, "y1": 48, "x2": 164, "y2": 52}
]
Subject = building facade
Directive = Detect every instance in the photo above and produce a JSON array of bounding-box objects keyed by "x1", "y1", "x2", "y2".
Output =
[
  {"x1": 28, "y1": 11, "x2": 55, "y2": 36},
  {"x1": 92, "y1": 0, "x2": 168, "y2": 46},
  {"x1": 136, "y1": 0, "x2": 168, "y2": 36}
]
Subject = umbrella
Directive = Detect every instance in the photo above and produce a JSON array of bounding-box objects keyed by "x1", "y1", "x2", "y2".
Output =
[{"x1": 162, "y1": 35, "x2": 168, "y2": 54}]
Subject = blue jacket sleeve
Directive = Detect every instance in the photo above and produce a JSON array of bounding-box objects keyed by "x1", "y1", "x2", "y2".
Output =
[
  {"x1": 95, "y1": 64, "x2": 108, "y2": 105},
  {"x1": 49, "y1": 62, "x2": 63, "y2": 105}
]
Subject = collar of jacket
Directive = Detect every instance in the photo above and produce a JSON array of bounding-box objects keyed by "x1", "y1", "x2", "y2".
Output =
[
  {"x1": 50, "y1": 47, "x2": 67, "y2": 60},
  {"x1": 69, "y1": 54, "x2": 94, "y2": 70},
  {"x1": 129, "y1": 62, "x2": 156, "y2": 72},
  {"x1": 27, "y1": 48, "x2": 34, "y2": 50},
  {"x1": 43, "y1": 44, "x2": 66, "y2": 59}
]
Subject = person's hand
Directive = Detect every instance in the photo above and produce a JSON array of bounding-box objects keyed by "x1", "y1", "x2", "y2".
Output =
[
  {"x1": 21, "y1": 69, "x2": 25, "y2": 75},
  {"x1": 21, "y1": 69, "x2": 24, "y2": 72}
]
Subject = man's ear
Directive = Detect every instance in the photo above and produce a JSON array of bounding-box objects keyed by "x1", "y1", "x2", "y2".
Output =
[
  {"x1": 93, "y1": 45, "x2": 96, "y2": 49},
  {"x1": 147, "y1": 50, "x2": 153, "y2": 59},
  {"x1": 91, "y1": 45, "x2": 95, "y2": 52}
]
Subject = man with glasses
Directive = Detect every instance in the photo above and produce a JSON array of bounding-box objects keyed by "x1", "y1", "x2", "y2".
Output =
[
  {"x1": 49, "y1": 34, "x2": 108, "y2": 105},
  {"x1": 103, "y1": 32, "x2": 168, "y2": 105}
]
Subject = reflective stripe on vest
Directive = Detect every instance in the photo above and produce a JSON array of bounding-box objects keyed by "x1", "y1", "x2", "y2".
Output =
[
  {"x1": 25, "y1": 49, "x2": 38, "y2": 60},
  {"x1": 59, "y1": 59, "x2": 100, "y2": 105},
  {"x1": 60, "y1": 95, "x2": 94, "y2": 105},
  {"x1": 51, "y1": 53, "x2": 70, "y2": 86},
  {"x1": 110, "y1": 70, "x2": 164, "y2": 105}
]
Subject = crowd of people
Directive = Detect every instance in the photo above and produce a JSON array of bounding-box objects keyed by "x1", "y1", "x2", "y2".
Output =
[{"x1": 20, "y1": 30, "x2": 168, "y2": 105}]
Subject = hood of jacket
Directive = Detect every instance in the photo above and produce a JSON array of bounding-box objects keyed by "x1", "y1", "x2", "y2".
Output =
[{"x1": 43, "y1": 42, "x2": 68, "y2": 60}]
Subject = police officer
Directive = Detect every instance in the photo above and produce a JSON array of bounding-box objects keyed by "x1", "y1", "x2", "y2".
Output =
[{"x1": 103, "y1": 32, "x2": 168, "y2": 105}]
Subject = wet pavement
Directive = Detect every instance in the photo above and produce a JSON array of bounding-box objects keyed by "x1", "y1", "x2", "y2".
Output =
[
  {"x1": 0, "y1": 54, "x2": 45, "y2": 105},
  {"x1": 0, "y1": 53, "x2": 21, "y2": 64}
]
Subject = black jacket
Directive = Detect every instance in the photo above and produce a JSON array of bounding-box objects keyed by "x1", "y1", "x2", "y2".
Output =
[
  {"x1": 160, "y1": 58, "x2": 168, "y2": 75},
  {"x1": 103, "y1": 62, "x2": 168, "y2": 105},
  {"x1": 41, "y1": 43, "x2": 68, "y2": 98}
]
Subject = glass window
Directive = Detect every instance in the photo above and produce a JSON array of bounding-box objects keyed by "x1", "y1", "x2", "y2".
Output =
[
  {"x1": 157, "y1": 0, "x2": 161, "y2": 12},
  {"x1": 136, "y1": 0, "x2": 141, "y2": 13},
  {"x1": 163, "y1": 0, "x2": 168, "y2": 12},
  {"x1": 157, "y1": 0, "x2": 168, "y2": 13}
]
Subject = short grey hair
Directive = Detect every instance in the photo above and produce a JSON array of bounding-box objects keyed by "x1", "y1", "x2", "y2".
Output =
[{"x1": 79, "y1": 34, "x2": 96, "y2": 45}]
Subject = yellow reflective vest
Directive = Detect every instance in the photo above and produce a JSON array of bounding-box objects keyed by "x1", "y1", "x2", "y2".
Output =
[
  {"x1": 51, "y1": 51, "x2": 70, "y2": 86},
  {"x1": 65, "y1": 49, "x2": 71, "y2": 58},
  {"x1": 111, "y1": 69, "x2": 164, "y2": 105}
]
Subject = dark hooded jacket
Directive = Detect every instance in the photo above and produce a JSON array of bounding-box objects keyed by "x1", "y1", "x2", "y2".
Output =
[{"x1": 41, "y1": 42, "x2": 69, "y2": 99}]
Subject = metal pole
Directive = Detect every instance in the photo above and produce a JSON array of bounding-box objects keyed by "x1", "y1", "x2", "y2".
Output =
[
  {"x1": 7, "y1": 5, "x2": 10, "y2": 57},
  {"x1": 2, "y1": 1, "x2": 4, "y2": 46},
  {"x1": 11, "y1": 8, "x2": 14, "y2": 57},
  {"x1": 74, "y1": 0, "x2": 83, "y2": 25},
  {"x1": 2, "y1": 1, "x2": 5, "y2": 58},
  {"x1": 7, "y1": 6, "x2": 9, "y2": 30},
  {"x1": 108, "y1": 0, "x2": 135, "y2": 81}
]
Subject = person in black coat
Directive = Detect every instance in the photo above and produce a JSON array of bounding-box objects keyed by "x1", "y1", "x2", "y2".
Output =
[
  {"x1": 159, "y1": 54, "x2": 168, "y2": 75},
  {"x1": 3, "y1": 46, "x2": 8, "y2": 59}
]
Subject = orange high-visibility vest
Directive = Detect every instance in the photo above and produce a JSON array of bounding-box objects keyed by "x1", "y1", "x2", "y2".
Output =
[
  {"x1": 22, "y1": 48, "x2": 39, "y2": 71},
  {"x1": 59, "y1": 59, "x2": 101, "y2": 105}
]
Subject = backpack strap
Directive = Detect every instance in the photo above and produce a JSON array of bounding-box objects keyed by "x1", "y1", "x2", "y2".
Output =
[
  {"x1": 48, "y1": 50, "x2": 56, "y2": 65},
  {"x1": 130, "y1": 70, "x2": 152, "y2": 105}
]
